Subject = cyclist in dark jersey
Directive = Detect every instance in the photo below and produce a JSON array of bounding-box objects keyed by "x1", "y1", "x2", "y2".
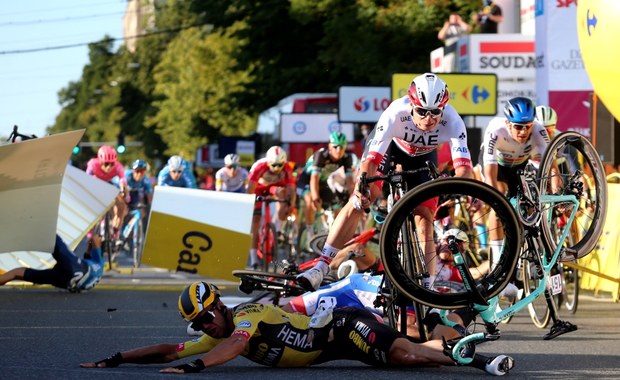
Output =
[
  {"x1": 82, "y1": 281, "x2": 513, "y2": 375},
  {"x1": 296, "y1": 132, "x2": 354, "y2": 240}
]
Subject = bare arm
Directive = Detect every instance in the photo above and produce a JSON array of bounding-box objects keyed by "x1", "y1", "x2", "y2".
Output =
[{"x1": 160, "y1": 335, "x2": 249, "y2": 373}]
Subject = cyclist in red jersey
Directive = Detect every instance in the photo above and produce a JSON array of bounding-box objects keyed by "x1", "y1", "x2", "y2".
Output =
[
  {"x1": 246, "y1": 146, "x2": 296, "y2": 269},
  {"x1": 85, "y1": 145, "x2": 128, "y2": 235}
]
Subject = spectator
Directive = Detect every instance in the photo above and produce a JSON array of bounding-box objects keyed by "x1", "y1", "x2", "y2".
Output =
[
  {"x1": 438, "y1": 12, "x2": 471, "y2": 42},
  {"x1": 473, "y1": 0, "x2": 503, "y2": 34}
]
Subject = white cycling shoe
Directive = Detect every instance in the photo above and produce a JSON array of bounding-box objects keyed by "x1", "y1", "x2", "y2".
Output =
[
  {"x1": 485, "y1": 354, "x2": 515, "y2": 376},
  {"x1": 297, "y1": 267, "x2": 325, "y2": 291}
]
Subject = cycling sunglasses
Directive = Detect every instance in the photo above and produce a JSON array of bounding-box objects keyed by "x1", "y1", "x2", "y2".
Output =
[
  {"x1": 269, "y1": 163, "x2": 284, "y2": 168},
  {"x1": 133, "y1": 168, "x2": 146, "y2": 174},
  {"x1": 414, "y1": 107, "x2": 443, "y2": 119},
  {"x1": 227, "y1": 164, "x2": 238, "y2": 169},
  {"x1": 101, "y1": 162, "x2": 114, "y2": 167},
  {"x1": 190, "y1": 309, "x2": 217, "y2": 330},
  {"x1": 171, "y1": 170, "x2": 182, "y2": 174},
  {"x1": 329, "y1": 144, "x2": 345, "y2": 150},
  {"x1": 510, "y1": 122, "x2": 533, "y2": 131}
]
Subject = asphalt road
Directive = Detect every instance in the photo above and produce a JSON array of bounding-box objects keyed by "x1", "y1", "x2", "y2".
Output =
[{"x1": 1, "y1": 278, "x2": 620, "y2": 380}]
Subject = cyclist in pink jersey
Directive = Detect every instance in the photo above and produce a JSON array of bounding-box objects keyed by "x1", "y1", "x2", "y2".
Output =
[
  {"x1": 85, "y1": 145, "x2": 128, "y2": 233},
  {"x1": 298, "y1": 73, "x2": 474, "y2": 290},
  {"x1": 246, "y1": 146, "x2": 296, "y2": 269}
]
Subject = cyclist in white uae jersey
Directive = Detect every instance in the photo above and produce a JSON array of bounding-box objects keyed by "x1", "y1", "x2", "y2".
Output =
[{"x1": 297, "y1": 73, "x2": 473, "y2": 291}]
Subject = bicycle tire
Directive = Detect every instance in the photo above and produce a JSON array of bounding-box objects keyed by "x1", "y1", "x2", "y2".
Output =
[
  {"x1": 521, "y1": 257, "x2": 551, "y2": 328},
  {"x1": 132, "y1": 216, "x2": 145, "y2": 268},
  {"x1": 538, "y1": 132, "x2": 607, "y2": 259},
  {"x1": 562, "y1": 263, "x2": 579, "y2": 314},
  {"x1": 258, "y1": 223, "x2": 277, "y2": 272},
  {"x1": 232, "y1": 270, "x2": 307, "y2": 296},
  {"x1": 380, "y1": 178, "x2": 521, "y2": 309}
]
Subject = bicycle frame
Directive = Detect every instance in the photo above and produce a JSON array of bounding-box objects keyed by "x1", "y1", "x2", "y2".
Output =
[{"x1": 439, "y1": 191, "x2": 581, "y2": 364}]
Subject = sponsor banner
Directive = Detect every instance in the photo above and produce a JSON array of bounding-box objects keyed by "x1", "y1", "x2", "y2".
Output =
[
  {"x1": 579, "y1": 183, "x2": 620, "y2": 301},
  {"x1": 236, "y1": 140, "x2": 255, "y2": 168},
  {"x1": 536, "y1": 0, "x2": 591, "y2": 93},
  {"x1": 142, "y1": 187, "x2": 254, "y2": 280},
  {"x1": 549, "y1": 90, "x2": 591, "y2": 137},
  {"x1": 472, "y1": 80, "x2": 537, "y2": 128},
  {"x1": 521, "y1": 0, "x2": 536, "y2": 35},
  {"x1": 338, "y1": 86, "x2": 391, "y2": 123},
  {"x1": 281, "y1": 114, "x2": 354, "y2": 143},
  {"x1": 460, "y1": 34, "x2": 535, "y2": 79},
  {"x1": 392, "y1": 73, "x2": 497, "y2": 116},
  {"x1": 0, "y1": 165, "x2": 119, "y2": 271},
  {"x1": 0, "y1": 129, "x2": 84, "y2": 254},
  {"x1": 430, "y1": 47, "x2": 444, "y2": 72}
]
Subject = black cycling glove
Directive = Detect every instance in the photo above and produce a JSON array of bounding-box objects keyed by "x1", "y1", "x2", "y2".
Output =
[
  {"x1": 174, "y1": 359, "x2": 206, "y2": 373},
  {"x1": 95, "y1": 352, "x2": 123, "y2": 368}
]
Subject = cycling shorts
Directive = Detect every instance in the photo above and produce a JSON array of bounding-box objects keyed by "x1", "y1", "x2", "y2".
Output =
[
  {"x1": 477, "y1": 148, "x2": 527, "y2": 198},
  {"x1": 315, "y1": 307, "x2": 401, "y2": 367}
]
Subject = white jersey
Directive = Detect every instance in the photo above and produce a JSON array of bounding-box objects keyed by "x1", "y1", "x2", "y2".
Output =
[
  {"x1": 215, "y1": 166, "x2": 248, "y2": 192},
  {"x1": 482, "y1": 117, "x2": 550, "y2": 167},
  {"x1": 366, "y1": 96, "x2": 472, "y2": 169}
]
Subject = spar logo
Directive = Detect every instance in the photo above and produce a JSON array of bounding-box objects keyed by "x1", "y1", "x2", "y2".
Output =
[
  {"x1": 354, "y1": 97, "x2": 371, "y2": 112},
  {"x1": 461, "y1": 85, "x2": 490, "y2": 104}
]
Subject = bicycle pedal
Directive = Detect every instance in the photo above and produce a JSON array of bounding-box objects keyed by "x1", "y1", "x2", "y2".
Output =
[{"x1": 543, "y1": 320, "x2": 578, "y2": 340}]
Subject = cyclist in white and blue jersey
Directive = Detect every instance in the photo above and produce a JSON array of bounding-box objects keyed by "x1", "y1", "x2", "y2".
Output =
[
  {"x1": 157, "y1": 155, "x2": 197, "y2": 188},
  {"x1": 215, "y1": 154, "x2": 248, "y2": 193}
]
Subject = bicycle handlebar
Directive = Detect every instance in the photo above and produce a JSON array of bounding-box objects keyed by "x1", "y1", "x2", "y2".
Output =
[{"x1": 255, "y1": 195, "x2": 290, "y2": 203}]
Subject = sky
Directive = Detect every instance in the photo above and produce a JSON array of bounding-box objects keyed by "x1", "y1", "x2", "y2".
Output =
[{"x1": 0, "y1": 0, "x2": 128, "y2": 139}]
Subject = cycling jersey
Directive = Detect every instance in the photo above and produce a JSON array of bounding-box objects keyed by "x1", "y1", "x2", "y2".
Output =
[
  {"x1": 366, "y1": 96, "x2": 472, "y2": 170},
  {"x1": 288, "y1": 273, "x2": 383, "y2": 316},
  {"x1": 299, "y1": 148, "x2": 353, "y2": 184},
  {"x1": 176, "y1": 303, "x2": 401, "y2": 368},
  {"x1": 124, "y1": 169, "x2": 153, "y2": 205},
  {"x1": 176, "y1": 303, "x2": 331, "y2": 367},
  {"x1": 157, "y1": 166, "x2": 197, "y2": 188},
  {"x1": 248, "y1": 158, "x2": 295, "y2": 195},
  {"x1": 215, "y1": 166, "x2": 249, "y2": 193},
  {"x1": 482, "y1": 117, "x2": 550, "y2": 167},
  {"x1": 86, "y1": 158, "x2": 126, "y2": 184}
]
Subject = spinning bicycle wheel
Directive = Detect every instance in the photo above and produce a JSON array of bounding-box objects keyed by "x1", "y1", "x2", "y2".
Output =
[
  {"x1": 130, "y1": 217, "x2": 145, "y2": 268},
  {"x1": 521, "y1": 256, "x2": 551, "y2": 329},
  {"x1": 258, "y1": 223, "x2": 277, "y2": 272},
  {"x1": 538, "y1": 132, "x2": 607, "y2": 259},
  {"x1": 380, "y1": 178, "x2": 521, "y2": 309}
]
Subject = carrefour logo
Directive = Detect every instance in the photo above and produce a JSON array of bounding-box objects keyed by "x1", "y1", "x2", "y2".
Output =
[
  {"x1": 293, "y1": 121, "x2": 307, "y2": 135},
  {"x1": 461, "y1": 85, "x2": 490, "y2": 104},
  {"x1": 353, "y1": 97, "x2": 371, "y2": 112},
  {"x1": 328, "y1": 121, "x2": 342, "y2": 133}
]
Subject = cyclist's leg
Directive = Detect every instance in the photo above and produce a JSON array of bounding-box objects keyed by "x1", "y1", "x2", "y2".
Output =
[{"x1": 249, "y1": 204, "x2": 262, "y2": 269}]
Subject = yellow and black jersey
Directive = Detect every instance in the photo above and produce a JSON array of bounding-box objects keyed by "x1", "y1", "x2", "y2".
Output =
[{"x1": 176, "y1": 303, "x2": 331, "y2": 367}]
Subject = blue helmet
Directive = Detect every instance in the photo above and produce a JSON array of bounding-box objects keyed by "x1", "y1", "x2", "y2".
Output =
[
  {"x1": 132, "y1": 159, "x2": 147, "y2": 171},
  {"x1": 504, "y1": 97, "x2": 535, "y2": 123}
]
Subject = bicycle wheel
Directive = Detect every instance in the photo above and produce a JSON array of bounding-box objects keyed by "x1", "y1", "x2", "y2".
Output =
[
  {"x1": 538, "y1": 132, "x2": 607, "y2": 259},
  {"x1": 380, "y1": 178, "x2": 521, "y2": 309},
  {"x1": 521, "y1": 256, "x2": 551, "y2": 328},
  {"x1": 561, "y1": 263, "x2": 579, "y2": 314},
  {"x1": 132, "y1": 217, "x2": 145, "y2": 268},
  {"x1": 258, "y1": 223, "x2": 277, "y2": 272},
  {"x1": 232, "y1": 270, "x2": 307, "y2": 296}
]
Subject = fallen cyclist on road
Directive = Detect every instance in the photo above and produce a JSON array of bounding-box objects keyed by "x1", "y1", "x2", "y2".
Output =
[
  {"x1": 0, "y1": 234, "x2": 103, "y2": 292},
  {"x1": 80, "y1": 281, "x2": 513, "y2": 375}
]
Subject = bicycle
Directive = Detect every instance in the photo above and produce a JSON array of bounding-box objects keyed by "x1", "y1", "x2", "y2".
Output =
[
  {"x1": 118, "y1": 203, "x2": 147, "y2": 268},
  {"x1": 378, "y1": 132, "x2": 606, "y2": 365},
  {"x1": 255, "y1": 195, "x2": 290, "y2": 272},
  {"x1": 295, "y1": 191, "x2": 349, "y2": 256}
]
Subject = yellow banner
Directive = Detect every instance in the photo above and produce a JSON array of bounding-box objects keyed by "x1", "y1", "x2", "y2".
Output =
[
  {"x1": 392, "y1": 73, "x2": 497, "y2": 116},
  {"x1": 142, "y1": 187, "x2": 254, "y2": 281},
  {"x1": 142, "y1": 212, "x2": 250, "y2": 281},
  {"x1": 578, "y1": 183, "x2": 620, "y2": 300}
]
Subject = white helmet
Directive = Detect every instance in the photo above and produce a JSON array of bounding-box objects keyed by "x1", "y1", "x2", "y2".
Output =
[
  {"x1": 266, "y1": 146, "x2": 287, "y2": 166},
  {"x1": 168, "y1": 155, "x2": 186, "y2": 171},
  {"x1": 441, "y1": 228, "x2": 469, "y2": 243},
  {"x1": 408, "y1": 73, "x2": 449, "y2": 109},
  {"x1": 224, "y1": 153, "x2": 240, "y2": 166},
  {"x1": 535, "y1": 105, "x2": 557, "y2": 127}
]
